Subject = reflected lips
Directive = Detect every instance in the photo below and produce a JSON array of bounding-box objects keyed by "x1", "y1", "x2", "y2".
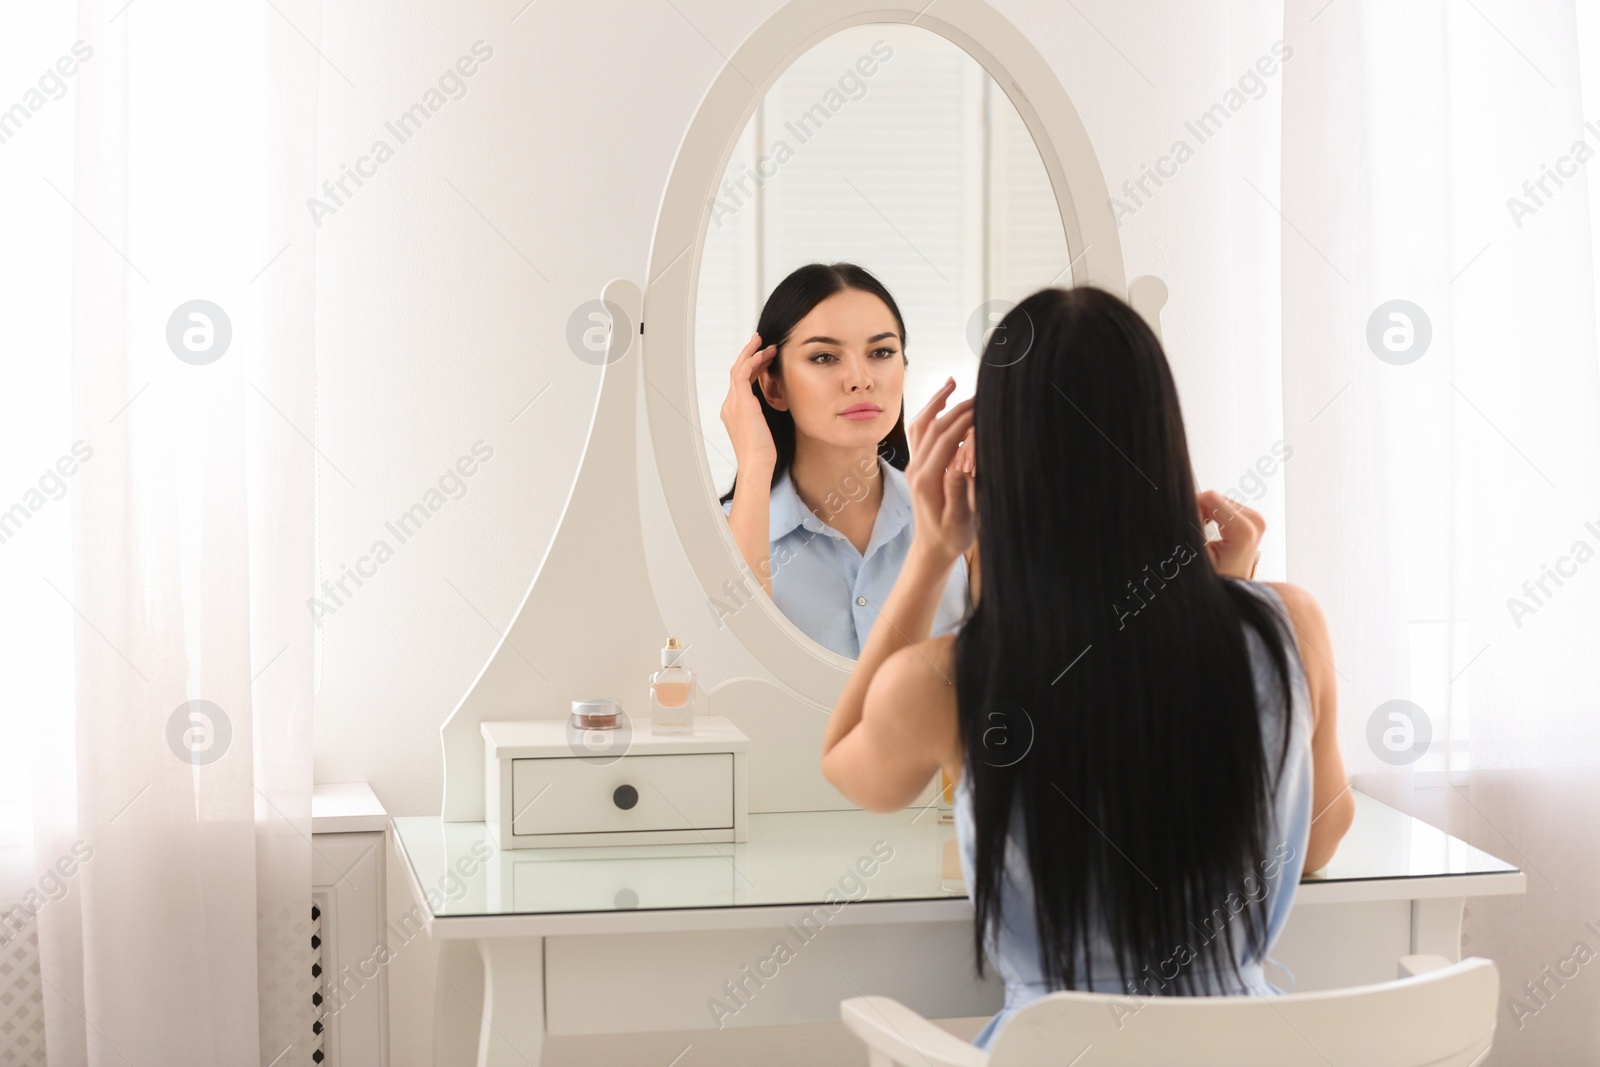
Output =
[{"x1": 839, "y1": 402, "x2": 883, "y2": 421}]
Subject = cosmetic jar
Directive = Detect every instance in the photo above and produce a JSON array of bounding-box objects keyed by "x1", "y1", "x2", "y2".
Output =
[{"x1": 570, "y1": 698, "x2": 623, "y2": 730}]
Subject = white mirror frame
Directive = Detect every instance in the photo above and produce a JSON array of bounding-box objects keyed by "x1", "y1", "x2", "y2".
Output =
[
  {"x1": 643, "y1": 0, "x2": 1145, "y2": 709},
  {"x1": 438, "y1": 0, "x2": 1166, "y2": 821}
]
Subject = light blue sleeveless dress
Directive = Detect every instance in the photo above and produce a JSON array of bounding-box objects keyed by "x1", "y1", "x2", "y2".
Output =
[{"x1": 953, "y1": 582, "x2": 1315, "y2": 1051}]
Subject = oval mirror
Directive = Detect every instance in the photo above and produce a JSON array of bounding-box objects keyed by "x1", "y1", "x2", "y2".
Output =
[{"x1": 693, "y1": 22, "x2": 1073, "y2": 661}]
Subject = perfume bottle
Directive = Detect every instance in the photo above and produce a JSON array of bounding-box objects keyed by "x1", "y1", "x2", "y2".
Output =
[{"x1": 649, "y1": 637, "x2": 695, "y2": 735}]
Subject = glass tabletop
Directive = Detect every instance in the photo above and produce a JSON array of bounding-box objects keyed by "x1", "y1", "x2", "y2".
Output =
[{"x1": 392, "y1": 790, "x2": 1519, "y2": 919}]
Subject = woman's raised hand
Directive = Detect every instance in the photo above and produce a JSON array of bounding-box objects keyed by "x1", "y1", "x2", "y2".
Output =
[
  {"x1": 1197, "y1": 490, "x2": 1264, "y2": 579},
  {"x1": 905, "y1": 378, "x2": 976, "y2": 567},
  {"x1": 917, "y1": 382, "x2": 978, "y2": 474},
  {"x1": 721, "y1": 333, "x2": 779, "y2": 474},
  {"x1": 905, "y1": 376, "x2": 955, "y2": 458}
]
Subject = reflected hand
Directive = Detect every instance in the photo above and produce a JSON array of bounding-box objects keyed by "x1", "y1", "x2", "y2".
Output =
[
  {"x1": 905, "y1": 384, "x2": 976, "y2": 567},
  {"x1": 721, "y1": 333, "x2": 779, "y2": 474},
  {"x1": 1197, "y1": 490, "x2": 1264, "y2": 579}
]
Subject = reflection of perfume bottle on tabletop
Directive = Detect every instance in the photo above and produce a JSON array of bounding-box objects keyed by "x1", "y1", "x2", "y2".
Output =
[
  {"x1": 936, "y1": 810, "x2": 965, "y2": 894},
  {"x1": 650, "y1": 637, "x2": 695, "y2": 735},
  {"x1": 937, "y1": 767, "x2": 955, "y2": 824},
  {"x1": 940, "y1": 836, "x2": 965, "y2": 894}
]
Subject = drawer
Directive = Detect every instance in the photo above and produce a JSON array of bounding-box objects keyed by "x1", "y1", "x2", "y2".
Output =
[
  {"x1": 511, "y1": 752, "x2": 734, "y2": 837},
  {"x1": 508, "y1": 853, "x2": 735, "y2": 911}
]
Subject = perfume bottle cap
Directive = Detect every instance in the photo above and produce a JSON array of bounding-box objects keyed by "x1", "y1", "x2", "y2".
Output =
[{"x1": 661, "y1": 637, "x2": 685, "y2": 668}]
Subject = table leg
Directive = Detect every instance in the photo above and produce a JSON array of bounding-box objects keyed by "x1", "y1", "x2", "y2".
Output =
[
  {"x1": 434, "y1": 941, "x2": 486, "y2": 1067},
  {"x1": 474, "y1": 938, "x2": 546, "y2": 1066},
  {"x1": 1411, "y1": 897, "x2": 1465, "y2": 962}
]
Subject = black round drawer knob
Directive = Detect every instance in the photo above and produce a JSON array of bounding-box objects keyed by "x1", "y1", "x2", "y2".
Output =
[{"x1": 613, "y1": 784, "x2": 639, "y2": 810}]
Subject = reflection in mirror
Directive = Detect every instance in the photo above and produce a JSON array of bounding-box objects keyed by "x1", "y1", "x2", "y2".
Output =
[{"x1": 696, "y1": 23, "x2": 1071, "y2": 659}]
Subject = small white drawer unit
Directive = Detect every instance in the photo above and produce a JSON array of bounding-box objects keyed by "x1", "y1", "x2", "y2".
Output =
[{"x1": 482, "y1": 716, "x2": 749, "y2": 849}]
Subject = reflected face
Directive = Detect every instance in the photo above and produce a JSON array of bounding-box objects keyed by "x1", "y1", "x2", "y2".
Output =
[{"x1": 760, "y1": 288, "x2": 905, "y2": 452}]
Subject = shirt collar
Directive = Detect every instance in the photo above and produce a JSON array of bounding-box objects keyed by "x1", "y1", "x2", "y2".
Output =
[{"x1": 768, "y1": 456, "x2": 913, "y2": 549}]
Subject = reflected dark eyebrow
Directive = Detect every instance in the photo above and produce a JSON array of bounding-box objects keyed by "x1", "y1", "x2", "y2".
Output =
[{"x1": 795, "y1": 332, "x2": 901, "y2": 346}]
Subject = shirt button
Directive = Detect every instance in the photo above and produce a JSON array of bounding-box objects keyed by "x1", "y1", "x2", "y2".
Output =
[{"x1": 856, "y1": 596, "x2": 867, "y2": 606}]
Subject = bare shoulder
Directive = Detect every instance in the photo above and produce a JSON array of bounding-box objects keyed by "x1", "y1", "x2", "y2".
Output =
[
  {"x1": 1261, "y1": 581, "x2": 1329, "y2": 644},
  {"x1": 1262, "y1": 581, "x2": 1335, "y2": 728}
]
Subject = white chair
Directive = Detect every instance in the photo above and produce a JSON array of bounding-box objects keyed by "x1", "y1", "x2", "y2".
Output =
[{"x1": 841, "y1": 955, "x2": 1498, "y2": 1067}]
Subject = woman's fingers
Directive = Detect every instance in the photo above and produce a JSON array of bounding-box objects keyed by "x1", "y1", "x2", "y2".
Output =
[
  {"x1": 722, "y1": 333, "x2": 782, "y2": 467},
  {"x1": 744, "y1": 346, "x2": 777, "y2": 384},
  {"x1": 1198, "y1": 489, "x2": 1261, "y2": 525},
  {"x1": 903, "y1": 397, "x2": 977, "y2": 563},
  {"x1": 731, "y1": 332, "x2": 763, "y2": 372},
  {"x1": 933, "y1": 398, "x2": 974, "y2": 443},
  {"x1": 750, "y1": 345, "x2": 777, "y2": 386},
  {"x1": 911, "y1": 403, "x2": 974, "y2": 491},
  {"x1": 954, "y1": 427, "x2": 976, "y2": 474},
  {"x1": 731, "y1": 335, "x2": 775, "y2": 385},
  {"x1": 1198, "y1": 491, "x2": 1264, "y2": 539},
  {"x1": 908, "y1": 377, "x2": 957, "y2": 453},
  {"x1": 911, "y1": 377, "x2": 956, "y2": 427},
  {"x1": 1197, "y1": 489, "x2": 1235, "y2": 528},
  {"x1": 943, "y1": 465, "x2": 974, "y2": 522},
  {"x1": 1197, "y1": 490, "x2": 1266, "y2": 578},
  {"x1": 926, "y1": 401, "x2": 975, "y2": 465}
]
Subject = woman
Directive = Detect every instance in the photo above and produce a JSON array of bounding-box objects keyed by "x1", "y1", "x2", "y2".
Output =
[
  {"x1": 719, "y1": 262, "x2": 969, "y2": 658},
  {"x1": 820, "y1": 286, "x2": 1355, "y2": 1051}
]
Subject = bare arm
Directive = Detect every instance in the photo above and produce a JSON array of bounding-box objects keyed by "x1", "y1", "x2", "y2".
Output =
[
  {"x1": 1267, "y1": 581, "x2": 1355, "y2": 873},
  {"x1": 720, "y1": 334, "x2": 779, "y2": 596},
  {"x1": 822, "y1": 385, "x2": 974, "y2": 811},
  {"x1": 821, "y1": 549, "x2": 963, "y2": 811},
  {"x1": 727, "y1": 465, "x2": 774, "y2": 598}
]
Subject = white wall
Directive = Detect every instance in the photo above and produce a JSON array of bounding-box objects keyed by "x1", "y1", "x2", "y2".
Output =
[{"x1": 311, "y1": 1, "x2": 1281, "y2": 1062}]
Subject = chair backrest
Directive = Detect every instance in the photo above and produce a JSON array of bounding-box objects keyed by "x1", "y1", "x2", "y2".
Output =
[{"x1": 986, "y1": 957, "x2": 1498, "y2": 1067}]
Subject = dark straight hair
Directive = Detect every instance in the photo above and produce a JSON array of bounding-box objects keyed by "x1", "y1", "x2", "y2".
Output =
[
  {"x1": 719, "y1": 262, "x2": 910, "y2": 505},
  {"x1": 953, "y1": 286, "x2": 1297, "y2": 995}
]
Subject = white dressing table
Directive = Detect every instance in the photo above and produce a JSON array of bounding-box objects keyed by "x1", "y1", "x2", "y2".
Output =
[
  {"x1": 411, "y1": 1, "x2": 1526, "y2": 1063},
  {"x1": 395, "y1": 790, "x2": 1521, "y2": 1065}
]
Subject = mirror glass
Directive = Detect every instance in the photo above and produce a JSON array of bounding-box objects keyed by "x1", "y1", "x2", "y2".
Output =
[{"x1": 695, "y1": 23, "x2": 1072, "y2": 660}]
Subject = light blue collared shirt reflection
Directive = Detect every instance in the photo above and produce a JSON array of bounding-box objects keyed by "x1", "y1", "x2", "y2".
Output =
[{"x1": 723, "y1": 457, "x2": 969, "y2": 658}]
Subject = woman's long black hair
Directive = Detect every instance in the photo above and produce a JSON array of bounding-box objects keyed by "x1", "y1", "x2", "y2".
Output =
[
  {"x1": 718, "y1": 263, "x2": 911, "y2": 505},
  {"x1": 954, "y1": 286, "x2": 1298, "y2": 996}
]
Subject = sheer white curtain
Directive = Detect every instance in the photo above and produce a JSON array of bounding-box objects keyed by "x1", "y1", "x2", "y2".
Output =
[
  {"x1": 2, "y1": 0, "x2": 321, "y2": 1062},
  {"x1": 1276, "y1": 1, "x2": 1600, "y2": 1061}
]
